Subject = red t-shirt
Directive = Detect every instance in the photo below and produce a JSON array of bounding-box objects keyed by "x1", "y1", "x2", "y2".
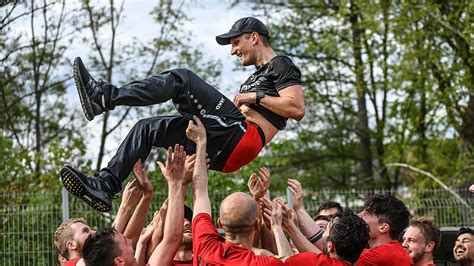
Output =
[
  {"x1": 192, "y1": 213, "x2": 283, "y2": 266},
  {"x1": 173, "y1": 259, "x2": 193, "y2": 265},
  {"x1": 356, "y1": 242, "x2": 413, "y2": 266},
  {"x1": 64, "y1": 257, "x2": 81, "y2": 266},
  {"x1": 285, "y1": 252, "x2": 350, "y2": 266}
]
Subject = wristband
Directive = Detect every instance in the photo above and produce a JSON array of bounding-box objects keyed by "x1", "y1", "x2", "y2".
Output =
[{"x1": 308, "y1": 229, "x2": 324, "y2": 243}]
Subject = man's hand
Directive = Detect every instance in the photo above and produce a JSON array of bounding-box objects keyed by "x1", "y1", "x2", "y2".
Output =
[
  {"x1": 259, "y1": 197, "x2": 274, "y2": 229},
  {"x1": 157, "y1": 145, "x2": 186, "y2": 184},
  {"x1": 120, "y1": 179, "x2": 142, "y2": 207},
  {"x1": 248, "y1": 167, "x2": 271, "y2": 201},
  {"x1": 138, "y1": 223, "x2": 155, "y2": 245},
  {"x1": 271, "y1": 200, "x2": 283, "y2": 228},
  {"x1": 233, "y1": 92, "x2": 256, "y2": 108},
  {"x1": 132, "y1": 159, "x2": 153, "y2": 197},
  {"x1": 186, "y1": 116, "x2": 206, "y2": 144},
  {"x1": 287, "y1": 179, "x2": 304, "y2": 211}
]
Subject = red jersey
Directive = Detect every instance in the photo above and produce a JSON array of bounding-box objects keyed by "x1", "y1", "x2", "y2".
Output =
[
  {"x1": 356, "y1": 242, "x2": 413, "y2": 266},
  {"x1": 173, "y1": 259, "x2": 193, "y2": 265},
  {"x1": 64, "y1": 257, "x2": 81, "y2": 266},
  {"x1": 285, "y1": 252, "x2": 350, "y2": 265},
  {"x1": 192, "y1": 213, "x2": 283, "y2": 266}
]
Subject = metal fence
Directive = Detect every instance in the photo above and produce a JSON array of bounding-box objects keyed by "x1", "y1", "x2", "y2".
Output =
[{"x1": 0, "y1": 187, "x2": 472, "y2": 265}]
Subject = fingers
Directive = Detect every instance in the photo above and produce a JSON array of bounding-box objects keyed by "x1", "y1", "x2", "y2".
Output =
[{"x1": 192, "y1": 115, "x2": 204, "y2": 127}]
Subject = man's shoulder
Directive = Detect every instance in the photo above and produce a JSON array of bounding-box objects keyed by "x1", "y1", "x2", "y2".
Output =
[
  {"x1": 286, "y1": 252, "x2": 349, "y2": 265},
  {"x1": 270, "y1": 55, "x2": 296, "y2": 67},
  {"x1": 358, "y1": 242, "x2": 413, "y2": 265}
]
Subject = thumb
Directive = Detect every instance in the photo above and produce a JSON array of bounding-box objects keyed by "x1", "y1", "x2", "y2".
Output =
[{"x1": 157, "y1": 161, "x2": 166, "y2": 172}]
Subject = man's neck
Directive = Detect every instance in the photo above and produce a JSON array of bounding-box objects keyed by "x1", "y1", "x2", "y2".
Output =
[
  {"x1": 329, "y1": 253, "x2": 352, "y2": 265},
  {"x1": 368, "y1": 235, "x2": 396, "y2": 248},
  {"x1": 224, "y1": 233, "x2": 254, "y2": 250},
  {"x1": 69, "y1": 250, "x2": 81, "y2": 260},
  {"x1": 413, "y1": 254, "x2": 434, "y2": 266},
  {"x1": 173, "y1": 245, "x2": 193, "y2": 261},
  {"x1": 255, "y1": 47, "x2": 277, "y2": 69}
]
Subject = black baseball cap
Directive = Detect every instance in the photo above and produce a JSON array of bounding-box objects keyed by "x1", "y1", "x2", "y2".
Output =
[
  {"x1": 184, "y1": 205, "x2": 193, "y2": 222},
  {"x1": 216, "y1": 17, "x2": 270, "y2": 45}
]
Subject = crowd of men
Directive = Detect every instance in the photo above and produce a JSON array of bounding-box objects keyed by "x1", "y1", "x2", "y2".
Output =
[
  {"x1": 54, "y1": 117, "x2": 474, "y2": 266},
  {"x1": 54, "y1": 15, "x2": 474, "y2": 266}
]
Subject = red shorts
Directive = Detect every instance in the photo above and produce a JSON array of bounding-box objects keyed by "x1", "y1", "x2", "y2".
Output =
[{"x1": 221, "y1": 121, "x2": 265, "y2": 173}]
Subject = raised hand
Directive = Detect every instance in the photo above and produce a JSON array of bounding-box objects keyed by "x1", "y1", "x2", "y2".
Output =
[
  {"x1": 248, "y1": 167, "x2": 271, "y2": 201},
  {"x1": 157, "y1": 144, "x2": 186, "y2": 184},
  {"x1": 287, "y1": 178, "x2": 304, "y2": 211},
  {"x1": 186, "y1": 116, "x2": 206, "y2": 144},
  {"x1": 132, "y1": 159, "x2": 153, "y2": 196},
  {"x1": 271, "y1": 200, "x2": 283, "y2": 228},
  {"x1": 120, "y1": 179, "x2": 142, "y2": 207}
]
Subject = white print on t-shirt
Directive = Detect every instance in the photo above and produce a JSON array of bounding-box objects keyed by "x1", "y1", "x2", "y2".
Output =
[{"x1": 215, "y1": 97, "x2": 225, "y2": 110}]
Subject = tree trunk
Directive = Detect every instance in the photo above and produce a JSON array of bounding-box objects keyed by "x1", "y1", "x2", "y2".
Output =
[{"x1": 350, "y1": 0, "x2": 373, "y2": 179}]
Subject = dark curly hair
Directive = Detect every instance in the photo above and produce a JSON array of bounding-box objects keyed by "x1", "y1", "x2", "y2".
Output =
[
  {"x1": 364, "y1": 194, "x2": 410, "y2": 240},
  {"x1": 82, "y1": 228, "x2": 121, "y2": 266},
  {"x1": 328, "y1": 208, "x2": 370, "y2": 263}
]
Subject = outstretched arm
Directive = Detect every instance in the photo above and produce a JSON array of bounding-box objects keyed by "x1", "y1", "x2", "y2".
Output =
[
  {"x1": 113, "y1": 180, "x2": 142, "y2": 233},
  {"x1": 269, "y1": 199, "x2": 293, "y2": 257},
  {"x1": 186, "y1": 116, "x2": 211, "y2": 217},
  {"x1": 148, "y1": 145, "x2": 186, "y2": 265},
  {"x1": 287, "y1": 179, "x2": 324, "y2": 250},
  {"x1": 124, "y1": 159, "x2": 154, "y2": 247}
]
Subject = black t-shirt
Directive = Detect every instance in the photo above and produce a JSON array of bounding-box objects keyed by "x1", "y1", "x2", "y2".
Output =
[{"x1": 239, "y1": 55, "x2": 301, "y2": 130}]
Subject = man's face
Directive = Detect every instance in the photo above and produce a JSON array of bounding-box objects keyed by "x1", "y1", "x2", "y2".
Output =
[
  {"x1": 453, "y1": 233, "x2": 474, "y2": 263},
  {"x1": 402, "y1": 226, "x2": 429, "y2": 263},
  {"x1": 319, "y1": 208, "x2": 340, "y2": 219},
  {"x1": 70, "y1": 222, "x2": 95, "y2": 251},
  {"x1": 114, "y1": 233, "x2": 137, "y2": 266},
  {"x1": 358, "y1": 210, "x2": 381, "y2": 241},
  {"x1": 230, "y1": 34, "x2": 255, "y2": 66},
  {"x1": 182, "y1": 218, "x2": 192, "y2": 245},
  {"x1": 314, "y1": 219, "x2": 329, "y2": 230}
]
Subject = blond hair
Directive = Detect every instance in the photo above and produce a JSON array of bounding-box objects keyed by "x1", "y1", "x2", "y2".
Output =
[{"x1": 53, "y1": 218, "x2": 87, "y2": 259}]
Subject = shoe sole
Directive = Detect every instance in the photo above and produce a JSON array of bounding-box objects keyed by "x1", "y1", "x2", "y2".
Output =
[
  {"x1": 61, "y1": 166, "x2": 112, "y2": 212},
  {"x1": 73, "y1": 57, "x2": 94, "y2": 121}
]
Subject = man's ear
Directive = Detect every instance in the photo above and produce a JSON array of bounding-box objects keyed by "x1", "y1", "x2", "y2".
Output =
[
  {"x1": 114, "y1": 256, "x2": 124, "y2": 265},
  {"x1": 217, "y1": 217, "x2": 223, "y2": 229},
  {"x1": 66, "y1": 240, "x2": 77, "y2": 251},
  {"x1": 425, "y1": 240, "x2": 436, "y2": 253},
  {"x1": 251, "y1": 32, "x2": 259, "y2": 45},
  {"x1": 378, "y1": 223, "x2": 389, "y2": 234},
  {"x1": 327, "y1": 241, "x2": 335, "y2": 253}
]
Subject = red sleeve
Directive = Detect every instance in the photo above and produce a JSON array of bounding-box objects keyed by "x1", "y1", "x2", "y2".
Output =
[
  {"x1": 64, "y1": 258, "x2": 81, "y2": 266},
  {"x1": 192, "y1": 213, "x2": 223, "y2": 264},
  {"x1": 284, "y1": 252, "x2": 321, "y2": 266}
]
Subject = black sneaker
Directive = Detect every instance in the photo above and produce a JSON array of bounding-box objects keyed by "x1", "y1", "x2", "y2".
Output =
[
  {"x1": 73, "y1": 57, "x2": 105, "y2": 121},
  {"x1": 60, "y1": 165, "x2": 114, "y2": 212}
]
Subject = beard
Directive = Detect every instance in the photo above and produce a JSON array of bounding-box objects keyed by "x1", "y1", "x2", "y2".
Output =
[
  {"x1": 410, "y1": 249, "x2": 425, "y2": 263},
  {"x1": 181, "y1": 233, "x2": 192, "y2": 246}
]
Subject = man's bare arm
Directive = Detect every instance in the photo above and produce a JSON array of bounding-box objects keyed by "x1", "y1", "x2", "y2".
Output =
[
  {"x1": 233, "y1": 85, "x2": 305, "y2": 120},
  {"x1": 287, "y1": 179, "x2": 324, "y2": 250},
  {"x1": 124, "y1": 160, "x2": 153, "y2": 247},
  {"x1": 186, "y1": 116, "x2": 211, "y2": 217},
  {"x1": 148, "y1": 145, "x2": 186, "y2": 265}
]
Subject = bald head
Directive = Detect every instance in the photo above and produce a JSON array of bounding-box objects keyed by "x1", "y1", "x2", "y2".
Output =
[{"x1": 219, "y1": 192, "x2": 257, "y2": 234}]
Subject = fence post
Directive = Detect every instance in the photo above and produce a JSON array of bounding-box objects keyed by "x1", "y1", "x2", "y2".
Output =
[{"x1": 62, "y1": 186, "x2": 69, "y2": 222}]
